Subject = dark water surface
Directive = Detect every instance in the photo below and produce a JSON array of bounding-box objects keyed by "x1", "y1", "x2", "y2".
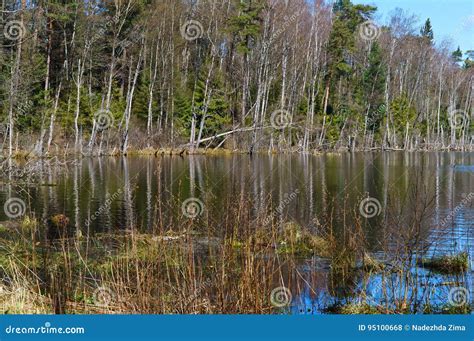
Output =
[{"x1": 1, "y1": 152, "x2": 472, "y2": 313}]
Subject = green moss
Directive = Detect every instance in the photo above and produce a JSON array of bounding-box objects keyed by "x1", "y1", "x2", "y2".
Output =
[
  {"x1": 419, "y1": 253, "x2": 469, "y2": 274},
  {"x1": 276, "y1": 223, "x2": 332, "y2": 257},
  {"x1": 358, "y1": 254, "x2": 385, "y2": 273},
  {"x1": 230, "y1": 239, "x2": 243, "y2": 249},
  {"x1": 0, "y1": 224, "x2": 10, "y2": 236},
  {"x1": 89, "y1": 233, "x2": 187, "y2": 274},
  {"x1": 21, "y1": 217, "x2": 38, "y2": 231},
  {"x1": 341, "y1": 303, "x2": 381, "y2": 314},
  {"x1": 324, "y1": 303, "x2": 381, "y2": 314},
  {"x1": 424, "y1": 302, "x2": 471, "y2": 315}
]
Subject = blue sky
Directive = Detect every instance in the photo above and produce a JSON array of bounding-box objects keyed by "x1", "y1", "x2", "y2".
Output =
[{"x1": 352, "y1": 0, "x2": 474, "y2": 53}]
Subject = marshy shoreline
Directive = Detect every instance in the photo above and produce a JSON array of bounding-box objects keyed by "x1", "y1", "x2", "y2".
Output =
[
  {"x1": 0, "y1": 0, "x2": 472, "y2": 320},
  {"x1": 4, "y1": 142, "x2": 474, "y2": 161},
  {"x1": 0, "y1": 179, "x2": 471, "y2": 315}
]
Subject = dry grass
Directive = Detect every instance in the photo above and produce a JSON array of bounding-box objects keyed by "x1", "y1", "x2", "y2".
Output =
[{"x1": 0, "y1": 181, "x2": 470, "y2": 315}]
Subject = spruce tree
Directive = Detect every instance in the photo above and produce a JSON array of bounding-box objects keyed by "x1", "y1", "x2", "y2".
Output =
[
  {"x1": 229, "y1": 0, "x2": 264, "y2": 54},
  {"x1": 464, "y1": 50, "x2": 474, "y2": 69},
  {"x1": 363, "y1": 42, "x2": 386, "y2": 132},
  {"x1": 420, "y1": 18, "x2": 434, "y2": 42},
  {"x1": 452, "y1": 47, "x2": 463, "y2": 63}
]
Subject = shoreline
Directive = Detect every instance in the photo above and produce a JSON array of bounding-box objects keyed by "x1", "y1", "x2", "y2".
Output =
[{"x1": 3, "y1": 146, "x2": 474, "y2": 160}]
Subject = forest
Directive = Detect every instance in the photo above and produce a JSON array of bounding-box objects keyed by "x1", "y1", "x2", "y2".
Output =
[
  {"x1": 0, "y1": 0, "x2": 472, "y2": 316},
  {"x1": 0, "y1": 0, "x2": 473, "y2": 157}
]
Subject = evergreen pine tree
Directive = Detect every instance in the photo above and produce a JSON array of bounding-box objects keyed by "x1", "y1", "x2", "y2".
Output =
[
  {"x1": 229, "y1": 0, "x2": 264, "y2": 54},
  {"x1": 464, "y1": 50, "x2": 474, "y2": 69},
  {"x1": 420, "y1": 18, "x2": 434, "y2": 42},
  {"x1": 452, "y1": 47, "x2": 463, "y2": 63},
  {"x1": 363, "y1": 42, "x2": 386, "y2": 132}
]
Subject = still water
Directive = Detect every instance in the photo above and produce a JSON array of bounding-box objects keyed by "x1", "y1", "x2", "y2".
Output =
[{"x1": 1, "y1": 152, "x2": 473, "y2": 313}]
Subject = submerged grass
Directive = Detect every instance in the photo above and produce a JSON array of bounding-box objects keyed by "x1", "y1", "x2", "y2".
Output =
[
  {"x1": 324, "y1": 303, "x2": 383, "y2": 315},
  {"x1": 0, "y1": 184, "x2": 470, "y2": 315},
  {"x1": 0, "y1": 198, "x2": 292, "y2": 314},
  {"x1": 418, "y1": 253, "x2": 469, "y2": 274}
]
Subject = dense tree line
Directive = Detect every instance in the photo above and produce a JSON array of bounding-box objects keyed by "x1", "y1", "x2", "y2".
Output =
[{"x1": 0, "y1": 0, "x2": 472, "y2": 156}]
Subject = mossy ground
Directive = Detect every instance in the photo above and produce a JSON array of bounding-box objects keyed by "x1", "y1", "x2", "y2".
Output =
[
  {"x1": 418, "y1": 253, "x2": 469, "y2": 274},
  {"x1": 275, "y1": 223, "x2": 333, "y2": 257},
  {"x1": 324, "y1": 303, "x2": 382, "y2": 314},
  {"x1": 0, "y1": 216, "x2": 471, "y2": 315}
]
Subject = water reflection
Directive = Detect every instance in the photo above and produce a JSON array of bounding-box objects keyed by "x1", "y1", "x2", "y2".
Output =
[{"x1": 0, "y1": 152, "x2": 472, "y2": 313}]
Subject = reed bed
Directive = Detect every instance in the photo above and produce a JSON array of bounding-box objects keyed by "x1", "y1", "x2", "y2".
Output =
[{"x1": 0, "y1": 182, "x2": 470, "y2": 315}]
